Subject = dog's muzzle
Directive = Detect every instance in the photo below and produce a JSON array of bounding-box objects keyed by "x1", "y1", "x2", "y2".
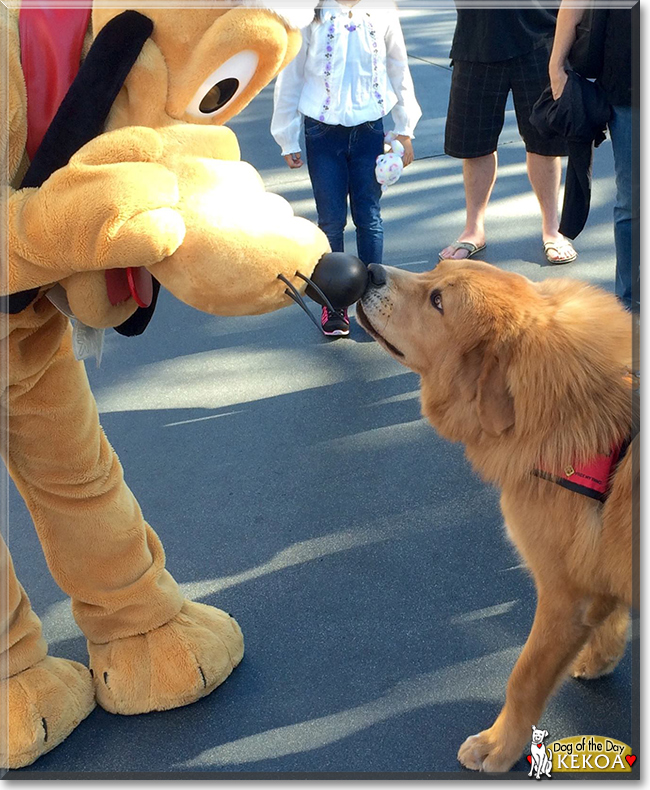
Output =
[{"x1": 356, "y1": 266, "x2": 404, "y2": 358}]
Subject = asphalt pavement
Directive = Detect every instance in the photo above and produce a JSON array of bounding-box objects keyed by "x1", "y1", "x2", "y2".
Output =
[{"x1": 6, "y1": 7, "x2": 635, "y2": 778}]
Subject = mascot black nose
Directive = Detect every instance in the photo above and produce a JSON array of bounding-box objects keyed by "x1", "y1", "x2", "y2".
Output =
[
  {"x1": 305, "y1": 252, "x2": 369, "y2": 309},
  {"x1": 367, "y1": 263, "x2": 386, "y2": 287}
]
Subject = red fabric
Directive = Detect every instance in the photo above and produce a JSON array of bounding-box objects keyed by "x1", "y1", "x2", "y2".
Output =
[
  {"x1": 105, "y1": 269, "x2": 154, "y2": 309},
  {"x1": 19, "y1": 5, "x2": 155, "y2": 313},
  {"x1": 19, "y1": 5, "x2": 92, "y2": 160},
  {"x1": 105, "y1": 269, "x2": 132, "y2": 306},
  {"x1": 127, "y1": 268, "x2": 154, "y2": 308},
  {"x1": 535, "y1": 441, "x2": 625, "y2": 500},
  {"x1": 556, "y1": 446, "x2": 622, "y2": 496}
]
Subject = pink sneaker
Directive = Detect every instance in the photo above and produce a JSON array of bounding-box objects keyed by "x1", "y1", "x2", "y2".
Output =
[{"x1": 321, "y1": 306, "x2": 350, "y2": 336}]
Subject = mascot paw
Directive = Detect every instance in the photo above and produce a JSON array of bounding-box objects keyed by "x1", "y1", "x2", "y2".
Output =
[
  {"x1": 88, "y1": 601, "x2": 244, "y2": 715},
  {"x1": 1, "y1": 657, "x2": 95, "y2": 769}
]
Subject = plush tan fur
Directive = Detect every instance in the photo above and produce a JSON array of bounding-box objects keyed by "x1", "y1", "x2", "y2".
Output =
[
  {"x1": 1, "y1": 3, "x2": 326, "y2": 769},
  {"x1": 357, "y1": 260, "x2": 637, "y2": 773}
]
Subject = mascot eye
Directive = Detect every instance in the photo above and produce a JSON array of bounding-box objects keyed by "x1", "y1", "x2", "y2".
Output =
[
  {"x1": 199, "y1": 78, "x2": 239, "y2": 113},
  {"x1": 185, "y1": 50, "x2": 259, "y2": 118},
  {"x1": 430, "y1": 290, "x2": 443, "y2": 314}
]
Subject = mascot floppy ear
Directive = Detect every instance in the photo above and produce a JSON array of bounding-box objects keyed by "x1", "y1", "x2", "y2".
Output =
[{"x1": 5, "y1": 10, "x2": 157, "y2": 334}]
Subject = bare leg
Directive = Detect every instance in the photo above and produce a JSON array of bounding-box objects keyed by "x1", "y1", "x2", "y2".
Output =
[
  {"x1": 440, "y1": 153, "x2": 497, "y2": 260},
  {"x1": 458, "y1": 591, "x2": 602, "y2": 772},
  {"x1": 526, "y1": 153, "x2": 576, "y2": 262}
]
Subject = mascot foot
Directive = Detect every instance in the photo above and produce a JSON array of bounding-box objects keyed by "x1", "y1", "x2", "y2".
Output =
[
  {"x1": 88, "y1": 601, "x2": 244, "y2": 715},
  {"x1": 1, "y1": 656, "x2": 95, "y2": 769}
]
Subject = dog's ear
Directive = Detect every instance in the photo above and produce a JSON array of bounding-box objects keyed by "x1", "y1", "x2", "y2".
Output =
[
  {"x1": 460, "y1": 346, "x2": 515, "y2": 437},
  {"x1": 543, "y1": 730, "x2": 548, "y2": 738},
  {"x1": 532, "y1": 725, "x2": 537, "y2": 732},
  {"x1": 477, "y1": 353, "x2": 515, "y2": 437}
]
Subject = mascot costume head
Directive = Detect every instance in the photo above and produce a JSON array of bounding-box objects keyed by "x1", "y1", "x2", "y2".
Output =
[{"x1": 0, "y1": 1, "x2": 364, "y2": 769}]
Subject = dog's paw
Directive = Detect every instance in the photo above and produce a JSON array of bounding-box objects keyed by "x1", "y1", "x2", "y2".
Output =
[
  {"x1": 572, "y1": 624, "x2": 627, "y2": 680},
  {"x1": 571, "y1": 648, "x2": 622, "y2": 680},
  {"x1": 457, "y1": 728, "x2": 520, "y2": 773}
]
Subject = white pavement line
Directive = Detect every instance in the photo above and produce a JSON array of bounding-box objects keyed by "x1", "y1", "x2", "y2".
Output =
[
  {"x1": 163, "y1": 410, "x2": 244, "y2": 428},
  {"x1": 367, "y1": 390, "x2": 421, "y2": 407},
  {"x1": 450, "y1": 599, "x2": 519, "y2": 624},
  {"x1": 179, "y1": 645, "x2": 521, "y2": 768},
  {"x1": 179, "y1": 526, "x2": 397, "y2": 602},
  {"x1": 42, "y1": 511, "x2": 438, "y2": 648},
  {"x1": 178, "y1": 502, "x2": 455, "y2": 605},
  {"x1": 498, "y1": 563, "x2": 527, "y2": 573}
]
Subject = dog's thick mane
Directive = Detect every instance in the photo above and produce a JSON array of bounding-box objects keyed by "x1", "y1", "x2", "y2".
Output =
[{"x1": 422, "y1": 277, "x2": 634, "y2": 490}]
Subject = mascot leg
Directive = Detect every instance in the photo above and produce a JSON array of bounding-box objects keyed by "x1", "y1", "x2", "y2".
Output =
[
  {"x1": 3, "y1": 310, "x2": 243, "y2": 720},
  {"x1": 0, "y1": 535, "x2": 95, "y2": 769}
]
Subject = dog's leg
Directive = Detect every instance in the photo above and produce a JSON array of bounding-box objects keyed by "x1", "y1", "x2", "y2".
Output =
[
  {"x1": 572, "y1": 603, "x2": 630, "y2": 679},
  {"x1": 458, "y1": 591, "x2": 593, "y2": 773}
]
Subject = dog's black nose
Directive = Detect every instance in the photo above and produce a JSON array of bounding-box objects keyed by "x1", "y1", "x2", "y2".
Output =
[{"x1": 368, "y1": 264, "x2": 386, "y2": 287}]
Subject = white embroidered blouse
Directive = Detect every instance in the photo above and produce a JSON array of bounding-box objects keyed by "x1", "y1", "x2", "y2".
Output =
[{"x1": 271, "y1": 0, "x2": 422, "y2": 156}]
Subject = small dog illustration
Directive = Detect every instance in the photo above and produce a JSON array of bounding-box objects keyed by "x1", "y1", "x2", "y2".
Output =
[{"x1": 529, "y1": 726, "x2": 552, "y2": 779}]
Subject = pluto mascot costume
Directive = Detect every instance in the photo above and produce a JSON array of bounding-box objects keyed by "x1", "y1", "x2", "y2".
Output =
[{"x1": 1, "y1": 1, "x2": 331, "y2": 769}]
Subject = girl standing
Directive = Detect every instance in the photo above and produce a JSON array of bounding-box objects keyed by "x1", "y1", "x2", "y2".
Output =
[{"x1": 271, "y1": 0, "x2": 421, "y2": 336}]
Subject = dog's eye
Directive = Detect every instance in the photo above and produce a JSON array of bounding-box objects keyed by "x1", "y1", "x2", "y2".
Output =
[
  {"x1": 185, "y1": 50, "x2": 259, "y2": 118},
  {"x1": 430, "y1": 290, "x2": 443, "y2": 314}
]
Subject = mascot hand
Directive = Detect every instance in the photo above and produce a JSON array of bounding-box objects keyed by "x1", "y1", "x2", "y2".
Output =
[
  {"x1": 7, "y1": 127, "x2": 186, "y2": 294},
  {"x1": 146, "y1": 124, "x2": 331, "y2": 317}
]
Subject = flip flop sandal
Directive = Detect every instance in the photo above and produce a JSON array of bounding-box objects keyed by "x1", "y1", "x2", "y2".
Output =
[
  {"x1": 543, "y1": 240, "x2": 578, "y2": 264},
  {"x1": 438, "y1": 241, "x2": 487, "y2": 262}
]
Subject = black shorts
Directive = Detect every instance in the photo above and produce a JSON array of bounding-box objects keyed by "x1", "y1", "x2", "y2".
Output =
[{"x1": 444, "y1": 42, "x2": 568, "y2": 159}]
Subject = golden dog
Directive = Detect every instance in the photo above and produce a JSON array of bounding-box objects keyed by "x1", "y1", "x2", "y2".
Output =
[{"x1": 357, "y1": 260, "x2": 638, "y2": 773}]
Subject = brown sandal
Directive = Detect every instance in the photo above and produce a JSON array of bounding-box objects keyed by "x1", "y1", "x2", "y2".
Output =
[{"x1": 438, "y1": 241, "x2": 487, "y2": 262}]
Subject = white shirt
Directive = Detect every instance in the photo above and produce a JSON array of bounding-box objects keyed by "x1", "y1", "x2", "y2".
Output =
[{"x1": 271, "y1": 0, "x2": 422, "y2": 155}]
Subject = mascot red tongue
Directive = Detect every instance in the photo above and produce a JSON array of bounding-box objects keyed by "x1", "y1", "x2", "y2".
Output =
[
  {"x1": 106, "y1": 265, "x2": 153, "y2": 307},
  {"x1": 0, "y1": 2, "x2": 361, "y2": 770}
]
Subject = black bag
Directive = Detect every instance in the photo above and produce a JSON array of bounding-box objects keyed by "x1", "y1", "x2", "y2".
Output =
[{"x1": 569, "y1": 6, "x2": 609, "y2": 79}]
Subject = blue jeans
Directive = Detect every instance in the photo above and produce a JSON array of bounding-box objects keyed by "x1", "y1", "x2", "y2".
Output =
[
  {"x1": 609, "y1": 105, "x2": 639, "y2": 312},
  {"x1": 304, "y1": 116, "x2": 384, "y2": 265}
]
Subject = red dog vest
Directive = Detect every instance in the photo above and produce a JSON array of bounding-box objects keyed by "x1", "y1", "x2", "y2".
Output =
[{"x1": 533, "y1": 439, "x2": 630, "y2": 502}]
